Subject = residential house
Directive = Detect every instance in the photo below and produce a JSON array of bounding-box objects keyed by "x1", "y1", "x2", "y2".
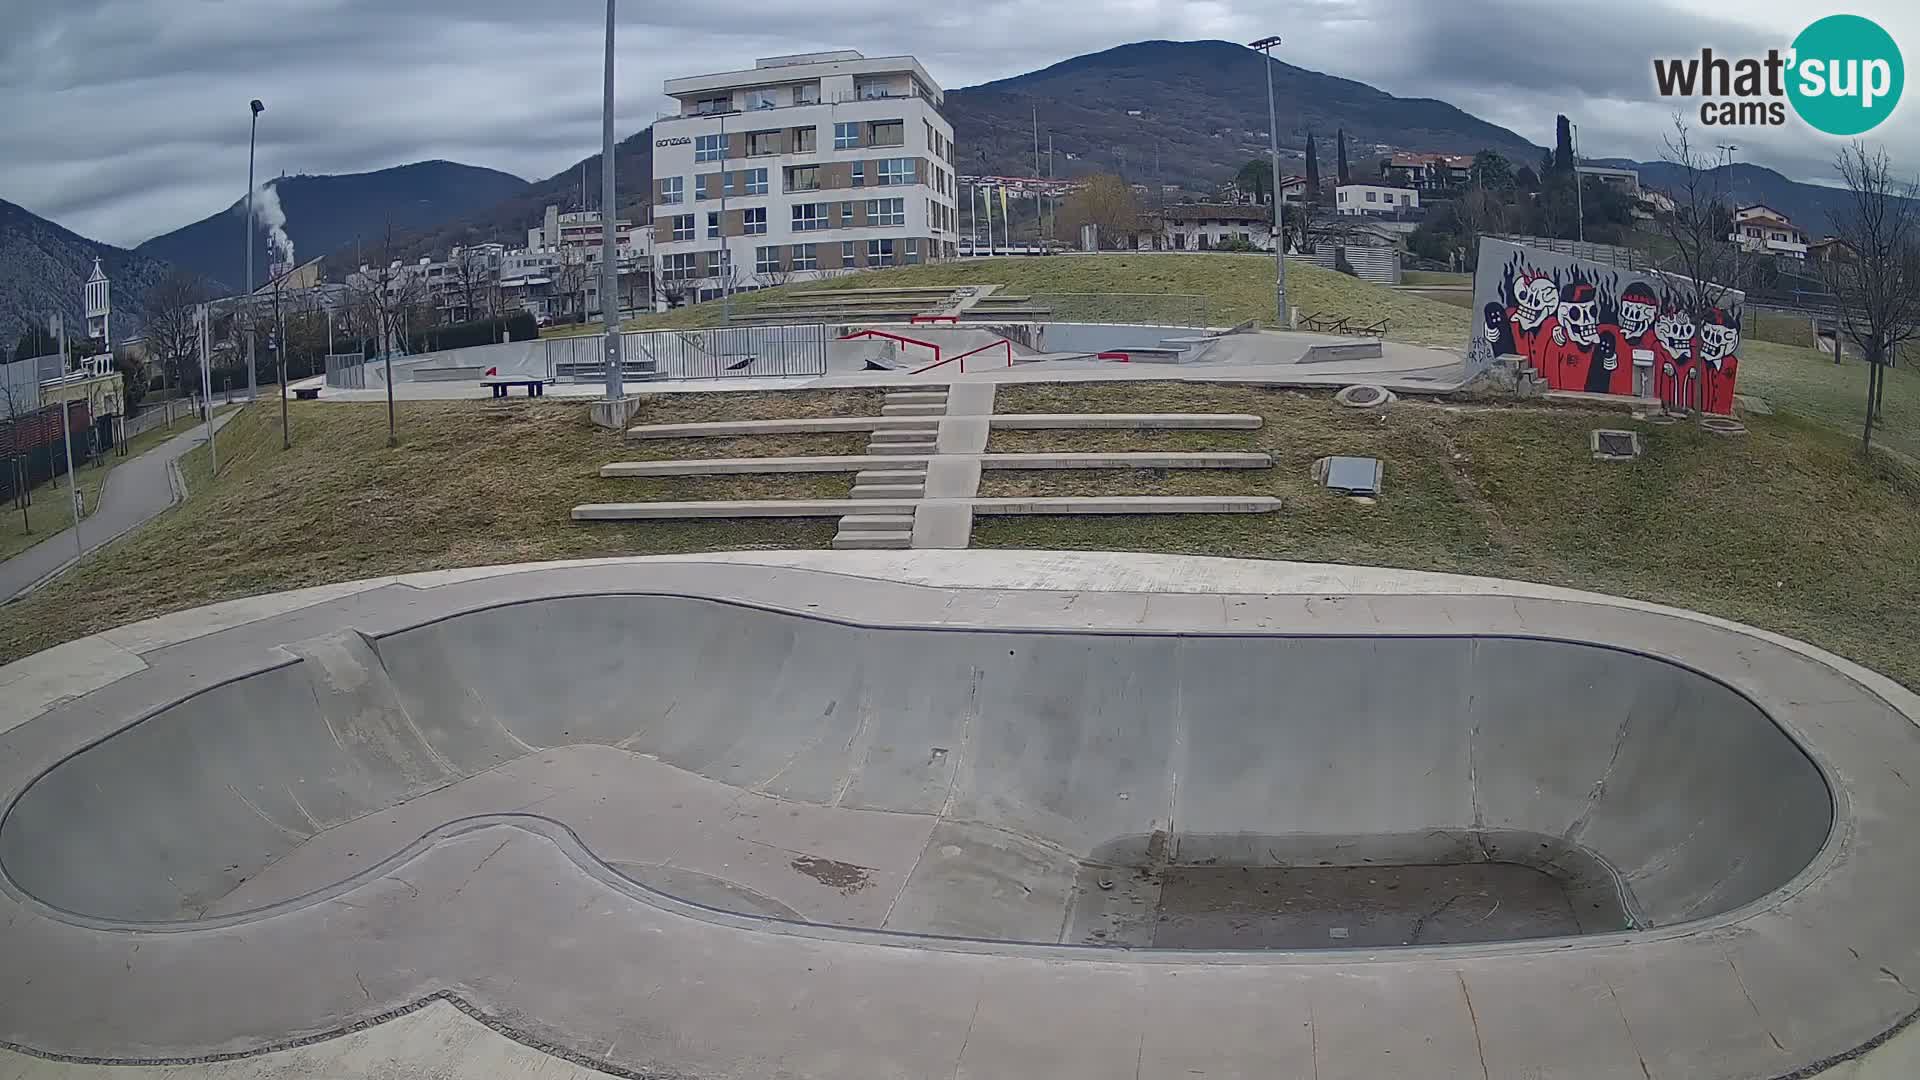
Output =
[
  {"x1": 1335, "y1": 184, "x2": 1420, "y2": 217},
  {"x1": 1380, "y1": 153, "x2": 1473, "y2": 192},
  {"x1": 1732, "y1": 205, "x2": 1810, "y2": 259}
]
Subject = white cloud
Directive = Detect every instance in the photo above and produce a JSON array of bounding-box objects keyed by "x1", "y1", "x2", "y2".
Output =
[{"x1": 1, "y1": 0, "x2": 1913, "y2": 246}]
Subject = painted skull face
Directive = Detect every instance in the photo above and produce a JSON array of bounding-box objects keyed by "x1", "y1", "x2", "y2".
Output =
[
  {"x1": 1518, "y1": 276, "x2": 1558, "y2": 328},
  {"x1": 1557, "y1": 290, "x2": 1600, "y2": 346},
  {"x1": 1656, "y1": 311, "x2": 1695, "y2": 359},
  {"x1": 1619, "y1": 297, "x2": 1658, "y2": 339},
  {"x1": 1700, "y1": 322, "x2": 1739, "y2": 364}
]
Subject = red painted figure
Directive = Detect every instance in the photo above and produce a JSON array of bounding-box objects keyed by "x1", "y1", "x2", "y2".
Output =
[
  {"x1": 1653, "y1": 307, "x2": 1700, "y2": 412},
  {"x1": 1606, "y1": 283, "x2": 1662, "y2": 398},
  {"x1": 1697, "y1": 307, "x2": 1742, "y2": 415}
]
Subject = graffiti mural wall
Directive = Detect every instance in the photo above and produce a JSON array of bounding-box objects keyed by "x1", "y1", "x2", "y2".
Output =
[{"x1": 1469, "y1": 238, "x2": 1744, "y2": 413}]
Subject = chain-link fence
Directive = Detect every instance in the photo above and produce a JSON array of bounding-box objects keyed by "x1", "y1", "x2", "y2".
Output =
[{"x1": 324, "y1": 352, "x2": 368, "y2": 389}]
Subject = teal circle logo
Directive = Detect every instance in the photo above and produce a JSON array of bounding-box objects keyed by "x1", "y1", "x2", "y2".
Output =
[{"x1": 1788, "y1": 15, "x2": 1904, "y2": 135}]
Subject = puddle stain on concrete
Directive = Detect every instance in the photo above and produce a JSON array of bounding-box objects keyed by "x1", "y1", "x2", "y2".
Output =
[{"x1": 790, "y1": 854, "x2": 875, "y2": 894}]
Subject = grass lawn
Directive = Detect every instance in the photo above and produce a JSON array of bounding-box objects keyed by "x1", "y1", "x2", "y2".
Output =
[
  {"x1": 1402, "y1": 271, "x2": 1471, "y2": 286},
  {"x1": 977, "y1": 382, "x2": 1920, "y2": 691},
  {"x1": 621, "y1": 255, "x2": 1473, "y2": 348},
  {"x1": 0, "y1": 399, "x2": 852, "y2": 665},
  {"x1": 0, "y1": 410, "x2": 216, "y2": 561},
  {"x1": 1735, "y1": 341, "x2": 1919, "y2": 463},
  {"x1": 5, "y1": 379, "x2": 1919, "y2": 703}
]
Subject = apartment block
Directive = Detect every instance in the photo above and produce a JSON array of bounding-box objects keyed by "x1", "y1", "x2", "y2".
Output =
[{"x1": 651, "y1": 50, "x2": 959, "y2": 301}]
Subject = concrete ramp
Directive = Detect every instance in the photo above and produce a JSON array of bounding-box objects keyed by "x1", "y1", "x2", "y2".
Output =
[{"x1": 0, "y1": 596, "x2": 1831, "y2": 943}]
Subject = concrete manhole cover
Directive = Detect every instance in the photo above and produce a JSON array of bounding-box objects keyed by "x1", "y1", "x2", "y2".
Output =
[
  {"x1": 1590, "y1": 429, "x2": 1643, "y2": 462},
  {"x1": 1700, "y1": 416, "x2": 1749, "y2": 437},
  {"x1": 1335, "y1": 384, "x2": 1395, "y2": 409},
  {"x1": 1315, "y1": 455, "x2": 1384, "y2": 495}
]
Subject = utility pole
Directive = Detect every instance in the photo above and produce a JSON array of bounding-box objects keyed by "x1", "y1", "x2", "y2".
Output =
[
  {"x1": 50, "y1": 314, "x2": 81, "y2": 559},
  {"x1": 1717, "y1": 143, "x2": 1741, "y2": 283},
  {"x1": 246, "y1": 99, "x2": 264, "y2": 401},
  {"x1": 275, "y1": 271, "x2": 289, "y2": 449},
  {"x1": 599, "y1": 0, "x2": 623, "y2": 400},
  {"x1": 1032, "y1": 100, "x2": 1040, "y2": 251},
  {"x1": 1250, "y1": 36, "x2": 1289, "y2": 327}
]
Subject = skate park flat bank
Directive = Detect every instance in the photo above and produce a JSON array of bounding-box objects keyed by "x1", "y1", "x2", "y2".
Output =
[{"x1": 1, "y1": 552, "x2": 1917, "y2": 1078}]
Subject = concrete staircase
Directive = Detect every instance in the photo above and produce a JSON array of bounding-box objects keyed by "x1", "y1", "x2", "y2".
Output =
[{"x1": 833, "y1": 388, "x2": 948, "y2": 549}]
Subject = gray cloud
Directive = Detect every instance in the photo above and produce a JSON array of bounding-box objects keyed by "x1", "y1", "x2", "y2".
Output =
[{"x1": 1, "y1": 0, "x2": 1913, "y2": 246}]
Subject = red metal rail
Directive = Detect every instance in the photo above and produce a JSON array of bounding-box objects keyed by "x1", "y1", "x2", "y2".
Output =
[
  {"x1": 1095, "y1": 351, "x2": 1133, "y2": 363},
  {"x1": 839, "y1": 328, "x2": 941, "y2": 372},
  {"x1": 909, "y1": 315, "x2": 960, "y2": 325}
]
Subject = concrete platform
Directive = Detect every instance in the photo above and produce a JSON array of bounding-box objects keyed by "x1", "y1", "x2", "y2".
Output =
[
  {"x1": 573, "y1": 496, "x2": 1283, "y2": 520},
  {"x1": 626, "y1": 414, "x2": 1262, "y2": 441},
  {"x1": 990, "y1": 412, "x2": 1263, "y2": 430},
  {"x1": 0, "y1": 552, "x2": 1915, "y2": 1080},
  {"x1": 598, "y1": 452, "x2": 1270, "y2": 477}
]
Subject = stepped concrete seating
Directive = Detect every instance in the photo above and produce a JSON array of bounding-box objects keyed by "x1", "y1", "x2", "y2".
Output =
[
  {"x1": 574, "y1": 496, "x2": 1282, "y2": 521},
  {"x1": 600, "y1": 452, "x2": 1270, "y2": 478},
  {"x1": 625, "y1": 413, "x2": 1264, "y2": 440}
]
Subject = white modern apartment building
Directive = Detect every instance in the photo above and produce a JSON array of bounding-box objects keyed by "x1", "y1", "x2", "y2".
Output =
[
  {"x1": 1335, "y1": 184, "x2": 1420, "y2": 217},
  {"x1": 651, "y1": 51, "x2": 959, "y2": 302}
]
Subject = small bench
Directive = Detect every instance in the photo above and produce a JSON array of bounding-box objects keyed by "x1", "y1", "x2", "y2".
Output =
[
  {"x1": 292, "y1": 386, "x2": 321, "y2": 400},
  {"x1": 482, "y1": 376, "x2": 548, "y2": 398}
]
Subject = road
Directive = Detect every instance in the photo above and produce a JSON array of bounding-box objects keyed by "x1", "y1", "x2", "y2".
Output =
[{"x1": 0, "y1": 411, "x2": 235, "y2": 602}]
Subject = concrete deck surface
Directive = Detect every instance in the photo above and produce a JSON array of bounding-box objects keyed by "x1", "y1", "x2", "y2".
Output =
[{"x1": 0, "y1": 552, "x2": 1914, "y2": 1079}]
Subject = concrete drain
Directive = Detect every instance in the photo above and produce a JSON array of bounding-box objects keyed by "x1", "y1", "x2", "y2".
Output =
[
  {"x1": 1335, "y1": 384, "x2": 1395, "y2": 409},
  {"x1": 1591, "y1": 429, "x2": 1643, "y2": 462},
  {"x1": 1700, "y1": 416, "x2": 1749, "y2": 437}
]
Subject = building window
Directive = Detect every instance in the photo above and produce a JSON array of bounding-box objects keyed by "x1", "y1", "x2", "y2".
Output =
[
  {"x1": 1400, "y1": 194, "x2": 1410, "y2": 205},
  {"x1": 746, "y1": 130, "x2": 779, "y2": 156},
  {"x1": 794, "y1": 84, "x2": 819, "y2": 105},
  {"x1": 695, "y1": 175, "x2": 710, "y2": 200},
  {"x1": 743, "y1": 207, "x2": 767, "y2": 235},
  {"x1": 694, "y1": 95, "x2": 730, "y2": 115},
  {"x1": 866, "y1": 239, "x2": 895, "y2": 266},
  {"x1": 924, "y1": 120, "x2": 935, "y2": 149},
  {"x1": 746, "y1": 88, "x2": 779, "y2": 111},
  {"x1": 707, "y1": 212, "x2": 720, "y2": 239},
  {"x1": 786, "y1": 165, "x2": 820, "y2": 192},
  {"x1": 842, "y1": 240, "x2": 858, "y2": 265},
  {"x1": 792, "y1": 203, "x2": 827, "y2": 232},
  {"x1": 834, "y1": 122, "x2": 858, "y2": 150},
  {"x1": 868, "y1": 120, "x2": 904, "y2": 147},
  {"x1": 792, "y1": 126, "x2": 816, "y2": 153},
  {"x1": 660, "y1": 176, "x2": 683, "y2": 204},
  {"x1": 878, "y1": 158, "x2": 913, "y2": 186},
  {"x1": 671, "y1": 214, "x2": 694, "y2": 242},
  {"x1": 852, "y1": 162, "x2": 864, "y2": 188},
  {"x1": 1366, "y1": 190, "x2": 1377, "y2": 202},
  {"x1": 663, "y1": 253, "x2": 697, "y2": 280},
  {"x1": 904, "y1": 238, "x2": 922, "y2": 265},
  {"x1": 868, "y1": 198, "x2": 904, "y2": 226},
  {"x1": 840, "y1": 201, "x2": 855, "y2": 224},
  {"x1": 755, "y1": 246, "x2": 780, "y2": 274},
  {"x1": 695, "y1": 134, "x2": 723, "y2": 163},
  {"x1": 744, "y1": 168, "x2": 768, "y2": 196}
]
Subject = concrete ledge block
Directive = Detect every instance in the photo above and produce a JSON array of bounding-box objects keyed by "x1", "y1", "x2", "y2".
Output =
[
  {"x1": 600, "y1": 456, "x2": 926, "y2": 477},
  {"x1": 971, "y1": 496, "x2": 1283, "y2": 515},
  {"x1": 980, "y1": 452, "x2": 1272, "y2": 470},
  {"x1": 590, "y1": 396, "x2": 647, "y2": 430},
  {"x1": 573, "y1": 499, "x2": 915, "y2": 520},
  {"x1": 626, "y1": 416, "x2": 926, "y2": 439},
  {"x1": 988, "y1": 413, "x2": 1263, "y2": 431}
]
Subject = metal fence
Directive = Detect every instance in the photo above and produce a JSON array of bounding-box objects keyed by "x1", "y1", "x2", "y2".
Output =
[
  {"x1": 324, "y1": 352, "x2": 368, "y2": 389},
  {"x1": 1490, "y1": 235, "x2": 1647, "y2": 271},
  {"x1": 622, "y1": 324, "x2": 830, "y2": 380},
  {"x1": 1304, "y1": 245, "x2": 1404, "y2": 285}
]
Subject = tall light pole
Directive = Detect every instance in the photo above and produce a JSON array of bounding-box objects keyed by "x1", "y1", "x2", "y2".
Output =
[
  {"x1": 246, "y1": 99, "x2": 264, "y2": 402},
  {"x1": 1717, "y1": 144, "x2": 1740, "y2": 280},
  {"x1": 1571, "y1": 121, "x2": 1585, "y2": 245},
  {"x1": 1250, "y1": 36, "x2": 1288, "y2": 328},
  {"x1": 599, "y1": 0, "x2": 623, "y2": 400}
]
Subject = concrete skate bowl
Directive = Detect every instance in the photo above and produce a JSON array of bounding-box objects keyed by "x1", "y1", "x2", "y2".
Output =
[{"x1": 0, "y1": 595, "x2": 1833, "y2": 952}]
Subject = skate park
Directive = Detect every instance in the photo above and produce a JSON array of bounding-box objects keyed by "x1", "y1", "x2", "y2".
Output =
[{"x1": 1, "y1": 551, "x2": 1918, "y2": 1078}]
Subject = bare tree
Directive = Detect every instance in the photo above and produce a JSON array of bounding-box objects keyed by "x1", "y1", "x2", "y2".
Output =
[
  {"x1": 1454, "y1": 186, "x2": 1511, "y2": 272},
  {"x1": 138, "y1": 269, "x2": 211, "y2": 414},
  {"x1": 551, "y1": 255, "x2": 588, "y2": 323},
  {"x1": 1657, "y1": 115, "x2": 1746, "y2": 322},
  {"x1": 0, "y1": 372, "x2": 35, "y2": 534},
  {"x1": 346, "y1": 222, "x2": 426, "y2": 446},
  {"x1": 451, "y1": 248, "x2": 497, "y2": 325},
  {"x1": 1819, "y1": 142, "x2": 1920, "y2": 454}
]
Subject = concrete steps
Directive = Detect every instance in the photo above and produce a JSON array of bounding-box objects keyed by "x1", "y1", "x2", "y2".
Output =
[
  {"x1": 885, "y1": 391, "x2": 949, "y2": 406},
  {"x1": 880, "y1": 404, "x2": 947, "y2": 417},
  {"x1": 832, "y1": 511, "x2": 916, "y2": 550},
  {"x1": 851, "y1": 484, "x2": 925, "y2": 500}
]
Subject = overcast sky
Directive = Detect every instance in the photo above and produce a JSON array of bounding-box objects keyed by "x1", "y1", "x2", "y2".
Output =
[{"x1": 3, "y1": 0, "x2": 1915, "y2": 247}]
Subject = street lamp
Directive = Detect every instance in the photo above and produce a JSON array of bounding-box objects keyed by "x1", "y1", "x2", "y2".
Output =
[
  {"x1": 246, "y1": 99, "x2": 264, "y2": 402},
  {"x1": 1249, "y1": 36, "x2": 1289, "y2": 328},
  {"x1": 1718, "y1": 144, "x2": 1740, "y2": 277},
  {"x1": 599, "y1": 0, "x2": 623, "y2": 400}
]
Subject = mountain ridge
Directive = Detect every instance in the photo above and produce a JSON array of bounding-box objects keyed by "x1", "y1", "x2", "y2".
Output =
[{"x1": 0, "y1": 198, "x2": 176, "y2": 352}]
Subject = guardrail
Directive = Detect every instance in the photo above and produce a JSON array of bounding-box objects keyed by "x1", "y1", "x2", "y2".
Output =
[{"x1": 912, "y1": 338, "x2": 1014, "y2": 374}]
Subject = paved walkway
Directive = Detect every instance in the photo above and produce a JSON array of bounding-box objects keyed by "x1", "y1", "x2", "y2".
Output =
[{"x1": 0, "y1": 412, "x2": 235, "y2": 602}]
